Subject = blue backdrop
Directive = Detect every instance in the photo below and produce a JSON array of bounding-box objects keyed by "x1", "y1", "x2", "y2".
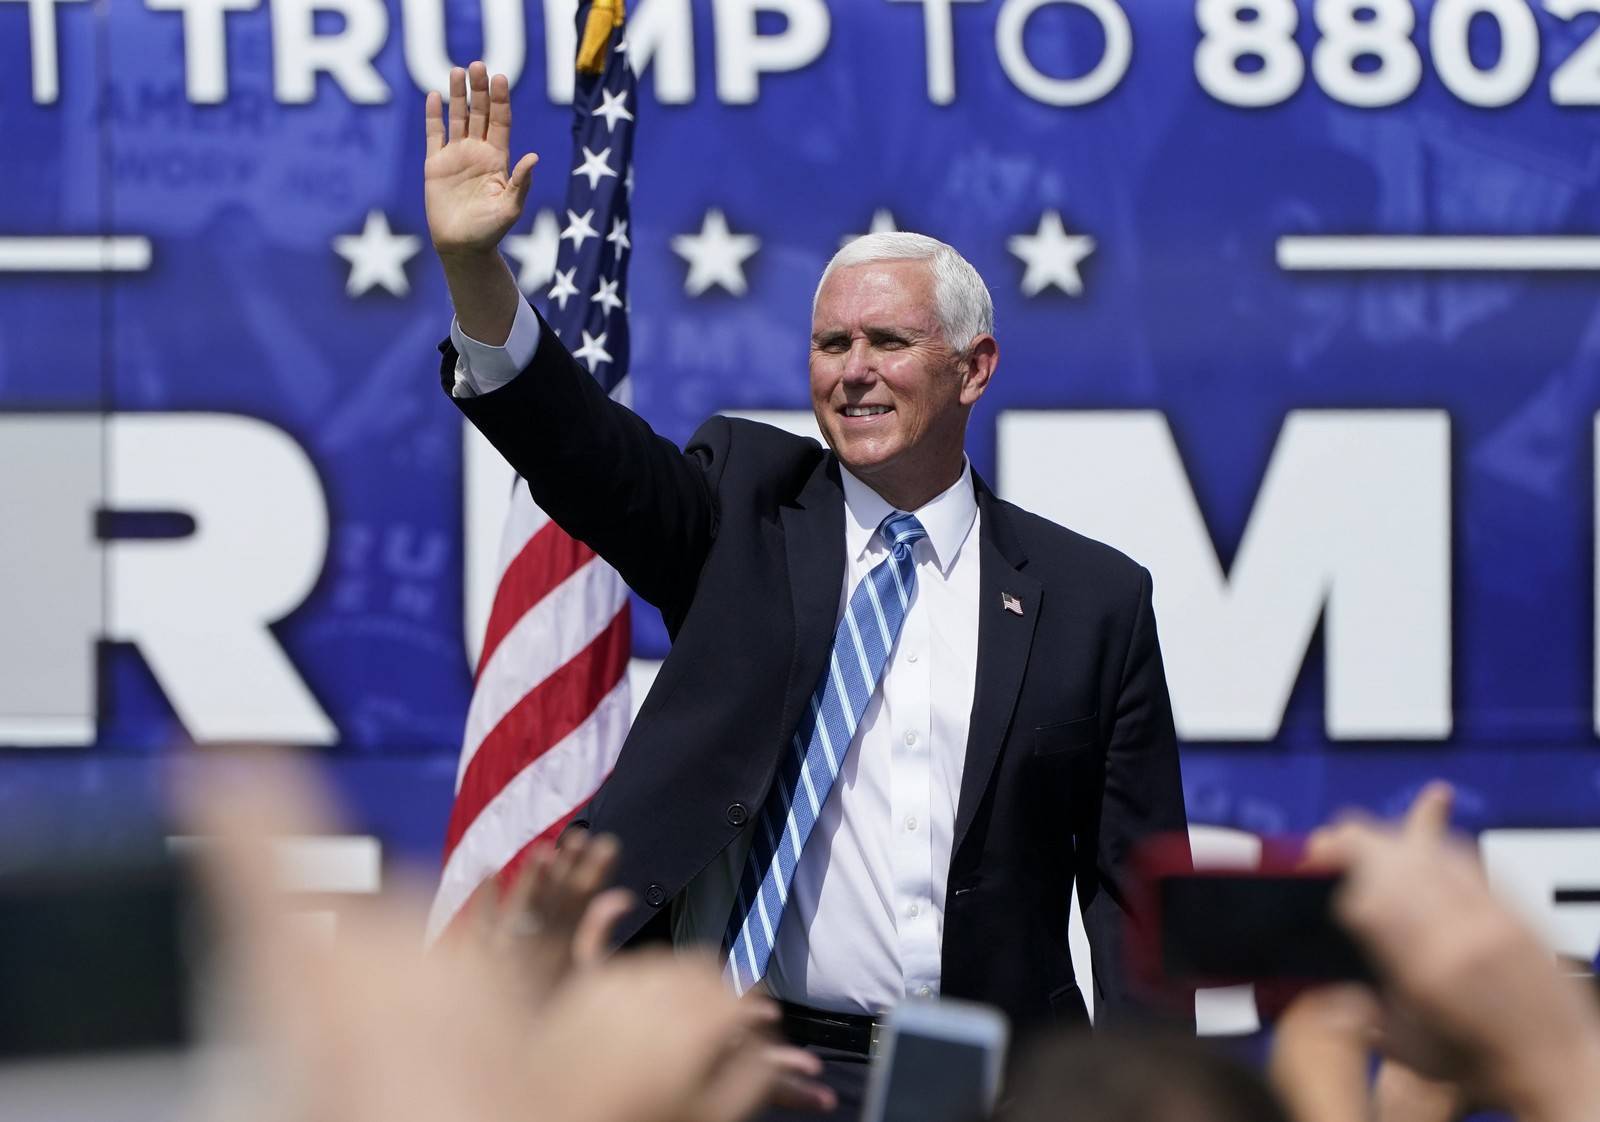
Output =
[{"x1": 3, "y1": 0, "x2": 1598, "y2": 877}]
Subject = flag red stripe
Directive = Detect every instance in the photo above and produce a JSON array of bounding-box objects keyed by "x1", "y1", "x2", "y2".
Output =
[
  {"x1": 475, "y1": 521, "x2": 598, "y2": 681},
  {"x1": 445, "y1": 604, "x2": 631, "y2": 857}
]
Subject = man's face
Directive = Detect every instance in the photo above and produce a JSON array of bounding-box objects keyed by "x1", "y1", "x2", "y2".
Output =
[{"x1": 809, "y1": 260, "x2": 979, "y2": 496}]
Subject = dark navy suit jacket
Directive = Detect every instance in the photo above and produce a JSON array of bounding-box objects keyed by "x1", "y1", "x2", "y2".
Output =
[{"x1": 442, "y1": 310, "x2": 1190, "y2": 1037}]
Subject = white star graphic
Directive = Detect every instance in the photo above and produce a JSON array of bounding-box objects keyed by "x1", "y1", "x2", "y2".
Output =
[
  {"x1": 332, "y1": 210, "x2": 421, "y2": 297},
  {"x1": 1007, "y1": 210, "x2": 1095, "y2": 297},
  {"x1": 561, "y1": 208, "x2": 598, "y2": 250},
  {"x1": 625, "y1": 165, "x2": 635, "y2": 198},
  {"x1": 593, "y1": 87, "x2": 633, "y2": 133},
  {"x1": 671, "y1": 208, "x2": 760, "y2": 297},
  {"x1": 591, "y1": 276, "x2": 624, "y2": 314},
  {"x1": 606, "y1": 216, "x2": 631, "y2": 253},
  {"x1": 572, "y1": 146, "x2": 617, "y2": 191},
  {"x1": 839, "y1": 208, "x2": 900, "y2": 249},
  {"x1": 503, "y1": 208, "x2": 560, "y2": 294},
  {"x1": 548, "y1": 267, "x2": 579, "y2": 311},
  {"x1": 572, "y1": 329, "x2": 612, "y2": 373}
]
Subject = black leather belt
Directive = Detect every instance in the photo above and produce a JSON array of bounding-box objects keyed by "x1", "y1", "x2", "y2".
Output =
[{"x1": 779, "y1": 1001, "x2": 884, "y2": 1057}]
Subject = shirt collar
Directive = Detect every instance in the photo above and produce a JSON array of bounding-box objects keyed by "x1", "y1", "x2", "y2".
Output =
[{"x1": 840, "y1": 459, "x2": 978, "y2": 577}]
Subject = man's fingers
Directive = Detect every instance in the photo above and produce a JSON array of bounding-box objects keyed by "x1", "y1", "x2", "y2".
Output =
[
  {"x1": 487, "y1": 72, "x2": 512, "y2": 153},
  {"x1": 1402, "y1": 781, "x2": 1454, "y2": 841},
  {"x1": 465, "y1": 875, "x2": 502, "y2": 945},
  {"x1": 494, "y1": 848, "x2": 543, "y2": 944},
  {"x1": 1276, "y1": 982, "x2": 1384, "y2": 1038},
  {"x1": 765, "y1": 1042, "x2": 823, "y2": 1079},
  {"x1": 569, "y1": 831, "x2": 621, "y2": 900},
  {"x1": 448, "y1": 66, "x2": 467, "y2": 142},
  {"x1": 694, "y1": 1039, "x2": 798, "y2": 1122},
  {"x1": 1304, "y1": 820, "x2": 1375, "y2": 871},
  {"x1": 541, "y1": 830, "x2": 582, "y2": 913},
  {"x1": 573, "y1": 888, "x2": 635, "y2": 965},
  {"x1": 1301, "y1": 824, "x2": 1343, "y2": 869},
  {"x1": 468, "y1": 61, "x2": 490, "y2": 142},
  {"x1": 510, "y1": 153, "x2": 538, "y2": 208},
  {"x1": 524, "y1": 841, "x2": 557, "y2": 912},
  {"x1": 766, "y1": 1056, "x2": 838, "y2": 1114},
  {"x1": 424, "y1": 90, "x2": 444, "y2": 158}
]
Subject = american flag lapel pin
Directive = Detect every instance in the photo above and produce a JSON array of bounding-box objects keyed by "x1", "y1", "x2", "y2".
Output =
[{"x1": 1001, "y1": 591, "x2": 1024, "y2": 616}]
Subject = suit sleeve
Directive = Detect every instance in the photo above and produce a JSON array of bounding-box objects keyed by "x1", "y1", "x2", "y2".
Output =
[
  {"x1": 440, "y1": 307, "x2": 720, "y2": 628},
  {"x1": 1082, "y1": 565, "x2": 1192, "y2": 1030}
]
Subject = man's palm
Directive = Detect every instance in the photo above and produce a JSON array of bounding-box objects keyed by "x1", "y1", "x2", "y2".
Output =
[{"x1": 424, "y1": 62, "x2": 537, "y2": 256}]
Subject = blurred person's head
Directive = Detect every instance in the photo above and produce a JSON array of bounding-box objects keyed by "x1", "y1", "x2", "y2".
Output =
[{"x1": 1001, "y1": 1031, "x2": 1290, "y2": 1122}]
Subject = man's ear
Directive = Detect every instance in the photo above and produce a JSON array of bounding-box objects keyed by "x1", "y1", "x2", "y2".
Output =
[{"x1": 959, "y1": 335, "x2": 999, "y2": 406}]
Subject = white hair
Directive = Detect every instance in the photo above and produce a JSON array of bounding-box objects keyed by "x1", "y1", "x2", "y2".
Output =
[{"x1": 813, "y1": 232, "x2": 994, "y2": 353}]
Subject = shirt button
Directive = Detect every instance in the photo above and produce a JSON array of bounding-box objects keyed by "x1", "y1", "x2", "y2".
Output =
[
  {"x1": 904, "y1": 730, "x2": 917, "y2": 746},
  {"x1": 906, "y1": 902, "x2": 921, "y2": 918},
  {"x1": 907, "y1": 651, "x2": 919, "y2": 663},
  {"x1": 917, "y1": 985, "x2": 932, "y2": 998},
  {"x1": 905, "y1": 816, "x2": 918, "y2": 832}
]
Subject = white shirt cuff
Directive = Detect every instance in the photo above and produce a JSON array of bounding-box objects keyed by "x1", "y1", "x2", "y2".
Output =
[{"x1": 449, "y1": 295, "x2": 542, "y2": 398}]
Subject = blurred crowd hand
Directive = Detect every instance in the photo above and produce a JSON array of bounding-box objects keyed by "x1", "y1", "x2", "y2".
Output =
[
  {"x1": 1275, "y1": 781, "x2": 1600, "y2": 1122},
  {"x1": 1270, "y1": 984, "x2": 1462, "y2": 1122},
  {"x1": 423, "y1": 60, "x2": 537, "y2": 259},
  {"x1": 181, "y1": 754, "x2": 804, "y2": 1122},
  {"x1": 1270, "y1": 787, "x2": 1464, "y2": 1122},
  {"x1": 470, "y1": 830, "x2": 636, "y2": 1006},
  {"x1": 469, "y1": 832, "x2": 835, "y2": 1115}
]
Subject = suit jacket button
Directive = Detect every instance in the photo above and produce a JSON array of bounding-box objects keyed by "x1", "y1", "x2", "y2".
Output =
[
  {"x1": 726, "y1": 802, "x2": 749, "y2": 827},
  {"x1": 644, "y1": 883, "x2": 666, "y2": 908}
]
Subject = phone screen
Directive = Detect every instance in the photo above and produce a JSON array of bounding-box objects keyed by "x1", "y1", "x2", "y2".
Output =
[
  {"x1": 874, "y1": 1030, "x2": 994, "y2": 1122},
  {"x1": 1159, "y1": 873, "x2": 1371, "y2": 982}
]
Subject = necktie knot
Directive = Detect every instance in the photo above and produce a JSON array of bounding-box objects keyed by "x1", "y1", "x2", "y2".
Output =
[{"x1": 880, "y1": 512, "x2": 927, "y2": 557}]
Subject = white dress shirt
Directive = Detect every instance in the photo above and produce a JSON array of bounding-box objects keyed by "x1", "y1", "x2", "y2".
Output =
[{"x1": 451, "y1": 297, "x2": 982, "y2": 1014}]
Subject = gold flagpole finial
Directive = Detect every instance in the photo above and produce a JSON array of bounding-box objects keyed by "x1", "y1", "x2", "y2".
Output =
[{"x1": 576, "y1": 0, "x2": 625, "y2": 75}]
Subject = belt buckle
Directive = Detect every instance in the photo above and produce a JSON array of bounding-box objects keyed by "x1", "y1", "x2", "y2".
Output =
[{"x1": 868, "y1": 1020, "x2": 882, "y2": 1058}]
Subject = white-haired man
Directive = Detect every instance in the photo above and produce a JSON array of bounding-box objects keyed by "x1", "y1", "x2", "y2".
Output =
[{"x1": 427, "y1": 63, "x2": 1189, "y2": 1115}]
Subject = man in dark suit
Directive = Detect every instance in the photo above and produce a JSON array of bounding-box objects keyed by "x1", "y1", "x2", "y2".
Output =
[{"x1": 427, "y1": 62, "x2": 1188, "y2": 1111}]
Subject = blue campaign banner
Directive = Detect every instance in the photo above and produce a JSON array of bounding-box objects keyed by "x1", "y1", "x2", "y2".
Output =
[{"x1": 3, "y1": 0, "x2": 1599, "y2": 952}]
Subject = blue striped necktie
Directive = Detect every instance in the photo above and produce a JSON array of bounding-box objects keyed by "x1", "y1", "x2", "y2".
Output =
[{"x1": 723, "y1": 511, "x2": 928, "y2": 994}]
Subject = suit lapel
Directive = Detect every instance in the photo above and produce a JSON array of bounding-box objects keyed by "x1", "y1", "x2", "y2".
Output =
[
  {"x1": 953, "y1": 481, "x2": 1041, "y2": 859},
  {"x1": 777, "y1": 456, "x2": 846, "y2": 756}
]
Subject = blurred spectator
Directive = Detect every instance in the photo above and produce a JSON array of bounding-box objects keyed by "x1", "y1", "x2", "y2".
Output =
[
  {"x1": 1272, "y1": 782, "x2": 1600, "y2": 1122},
  {"x1": 181, "y1": 753, "x2": 814, "y2": 1122},
  {"x1": 1001, "y1": 1031, "x2": 1290, "y2": 1122}
]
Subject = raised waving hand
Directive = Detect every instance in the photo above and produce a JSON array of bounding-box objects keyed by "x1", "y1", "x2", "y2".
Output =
[{"x1": 425, "y1": 61, "x2": 538, "y2": 257}]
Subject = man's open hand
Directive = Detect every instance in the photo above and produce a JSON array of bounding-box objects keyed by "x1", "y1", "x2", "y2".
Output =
[{"x1": 424, "y1": 61, "x2": 537, "y2": 258}]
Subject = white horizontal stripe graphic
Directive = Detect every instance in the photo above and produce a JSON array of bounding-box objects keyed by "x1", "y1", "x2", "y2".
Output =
[
  {"x1": 457, "y1": 556, "x2": 629, "y2": 788},
  {"x1": 1277, "y1": 235, "x2": 1600, "y2": 271},
  {"x1": 428, "y1": 678, "x2": 630, "y2": 941},
  {"x1": 0, "y1": 236, "x2": 152, "y2": 272}
]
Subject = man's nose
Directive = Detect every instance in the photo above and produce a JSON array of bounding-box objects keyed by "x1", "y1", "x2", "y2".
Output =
[{"x1": 842, "y1": 339, "x2": 874, "y2": 383}]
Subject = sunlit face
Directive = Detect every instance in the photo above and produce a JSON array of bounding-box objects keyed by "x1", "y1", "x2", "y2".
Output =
[{"x1": 809, "y1": 260, "x2": 984, "y2": 500}]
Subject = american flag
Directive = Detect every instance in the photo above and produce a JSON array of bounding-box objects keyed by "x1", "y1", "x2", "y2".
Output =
[{"x1": 428, "y1": 0, "x2": 637, "y2": 941}]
